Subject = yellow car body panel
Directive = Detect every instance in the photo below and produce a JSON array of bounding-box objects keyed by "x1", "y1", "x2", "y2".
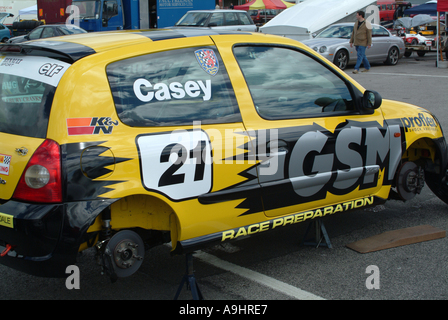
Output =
[{"x1": 0, "y1": 30, "x2": 446, "y2": 277}]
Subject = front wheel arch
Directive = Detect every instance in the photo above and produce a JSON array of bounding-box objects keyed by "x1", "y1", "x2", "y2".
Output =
[{"x1": 403, "y1": 137, "x2": 448, "y2": 205}]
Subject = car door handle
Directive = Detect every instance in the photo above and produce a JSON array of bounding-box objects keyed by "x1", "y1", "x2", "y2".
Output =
[{"x1": 259, "y1": 160, "x2": 271, "y2": 167}]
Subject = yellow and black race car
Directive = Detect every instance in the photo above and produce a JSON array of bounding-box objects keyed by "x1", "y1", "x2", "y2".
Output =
[{"x1": 0, "y1": 29, "x2": 446, "y2": 278}]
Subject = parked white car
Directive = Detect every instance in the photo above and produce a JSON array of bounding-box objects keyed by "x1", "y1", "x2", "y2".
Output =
[{"x1": 174, "y1": 9, "x2": 258, "y2": 32}]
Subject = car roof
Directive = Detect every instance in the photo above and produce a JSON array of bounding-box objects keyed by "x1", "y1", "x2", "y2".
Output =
[
  {"x1": 330, "y1": 22, "x2": 382, "y2": 28},
  {"x1": 0, "y1": 28, "x2": 256, "y2": 63},
  {"x1": 36, "y1": 24, "x2": 84, "y2": 28},
  {"x1": 184, "y1": 9, "x2": 248, "y2": 13}
]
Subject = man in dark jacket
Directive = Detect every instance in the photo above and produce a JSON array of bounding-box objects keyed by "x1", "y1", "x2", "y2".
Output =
[{"x1": 349, "y1": 11, "x2": 372, "y2": 74}]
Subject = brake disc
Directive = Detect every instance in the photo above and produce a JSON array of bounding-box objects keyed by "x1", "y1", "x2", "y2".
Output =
[
  {"x1": 396, "y1": 162, "x2": 425, "y2": 201},
  {"x1": 104, "y1": 230, "x2": 145, "y2": 278}
]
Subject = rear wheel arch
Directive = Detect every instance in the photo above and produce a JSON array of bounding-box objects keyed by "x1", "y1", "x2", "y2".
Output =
[
  {"x1": 84, "y1": 195, "x2": 180, "y2": 250},
  {"x1": 385, "y1": 46, "x2": 400, "y2": 65}
]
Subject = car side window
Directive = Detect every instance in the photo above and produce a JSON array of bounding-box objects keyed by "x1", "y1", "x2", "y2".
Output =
[
  {"x1": 42, "y1": 27, "x2": 55, "y2": 38},
  {"x1": 107, "y1": 46, "x2": 241, "y2": 126},
  {"x1": 28, "y1": 28, "x2": 44, "y2": 40},
  {"x1": 237, "y1": 12, "x2": 252, "y2": 25},
  {"x1": 234, "y1": 46, "x2": 355, "y2": 120},
  {"x1": 209, "y1": 13, "x2": 224, "y2": 26},
  {"x1": 103, "y1": 0, "x2": 119, "y2": 20},
  {"x1": 372, "y1": 26, "x2": 389, "y2": 37},
  {"x1": 225, "y1": 12, "x2": 239, "y2": 26}
]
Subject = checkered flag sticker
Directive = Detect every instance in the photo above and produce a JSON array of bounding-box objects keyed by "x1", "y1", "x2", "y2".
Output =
[{"x1": 2, "y1": 156, "x2": 11, "y2": 165}]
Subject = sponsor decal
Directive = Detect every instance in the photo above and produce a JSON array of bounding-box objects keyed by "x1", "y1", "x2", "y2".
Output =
[
  {"x1": 194, "y1": 49, "x2": 219, "y2": 76},
  {"x1": 401, "y1": 112, "x2": 438, "y2": 132},
  {"x1": 137, "y1": 129, "x2": 212, "y2": 200},
  {"x1": 201, "y1": 121, "x2": 403, "y2": 216},
  {"x1": 67, "y1": 117, "x2": 119, "y2": 136},
  {"x1": 0, "y1": 212, "x2": 14, "y2": 228},
  {"x1": 2, "y1": 95, "x2": 42, "y2": 103},
  {"x1": 0, "y1": 55, "x2": 71, "y2": 87},
  {"x1": 0, "y1": 57, "x2": 23, "y2": 67},
  {"x1": 39, "y1": 63, "x2": 65, "y2": 77},
  {"x1": 133, "y1": 78, "x2": 212, "y2": 102},
  {"x1": 0, "y1": 153, "x2": 11, "y2": 176},
  {"x1": 221, "y1": 197, "x2": 375, "y2": 242}
]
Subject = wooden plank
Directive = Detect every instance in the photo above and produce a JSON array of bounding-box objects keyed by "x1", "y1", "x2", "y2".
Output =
[{"x1": 346, "y1": 225, "x2": 446, "y2": 253}]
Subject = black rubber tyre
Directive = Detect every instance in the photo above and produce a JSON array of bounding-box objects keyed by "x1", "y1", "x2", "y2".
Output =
[
  {"x1": 333, "y1": 50, "x2": 349, "y2": 70},
  {"x1": 385, "y1": 47, "x2": 399, "y2": 65},
  {"x1": 425, "y1": 170, "x2": 448, "y2": 205}
]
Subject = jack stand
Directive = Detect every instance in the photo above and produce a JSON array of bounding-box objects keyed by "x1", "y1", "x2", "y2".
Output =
[
  {"x1": 174, "y1": 253, "x2": 204, "y2": 300},
  {"x1": 302, "y1": 219, "x2": 332, "y2": 248}
]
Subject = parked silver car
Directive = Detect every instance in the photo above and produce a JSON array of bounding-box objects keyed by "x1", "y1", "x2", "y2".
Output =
[
  {"x1": 174, "y1": 9, "x2": 257, "y2": 32},
  {"x1": 302, "y1": 23, "x2": 405, "y2": 70}
]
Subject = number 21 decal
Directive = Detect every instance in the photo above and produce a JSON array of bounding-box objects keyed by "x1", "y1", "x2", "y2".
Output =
[{"x1": 137, "y1": 130, "x2": 212, "y2": 200}]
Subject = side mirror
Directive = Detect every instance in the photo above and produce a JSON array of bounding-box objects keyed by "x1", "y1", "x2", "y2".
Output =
[
  {"x1": 208, "y1": 22, "x2": 218, "y2": 27},
  {"x1": 362, "y1": 90, "x2": 382, "y2": 110},
  {"x1": 312, "y1": 33, "x2": 317, "y2": 38}
]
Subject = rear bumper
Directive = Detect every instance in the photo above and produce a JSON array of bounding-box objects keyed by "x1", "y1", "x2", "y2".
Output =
[{"x1": 0, "y1": 199, "x2": 115, "y2": 277}]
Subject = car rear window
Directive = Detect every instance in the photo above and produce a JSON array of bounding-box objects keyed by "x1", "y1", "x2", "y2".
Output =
[
  {"x1": 0, "y1": 55, "x2": 70, "y2": 138},
  {"x1": 107, "y1": 46, "x2": 241, "y2": 127}
]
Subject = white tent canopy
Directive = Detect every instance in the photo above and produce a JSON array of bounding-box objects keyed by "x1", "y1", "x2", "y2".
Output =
[
  {"x1": 19, "y1": 5, "x2": 37, "y2": 16},
  {"x1": 260, "y1": 0, "x2": 377, "y2": 41}
]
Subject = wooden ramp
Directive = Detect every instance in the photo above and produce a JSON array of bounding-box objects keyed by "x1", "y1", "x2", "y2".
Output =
[{"x1": 346, "y1": 225, "x2": 446, "y2": 253}]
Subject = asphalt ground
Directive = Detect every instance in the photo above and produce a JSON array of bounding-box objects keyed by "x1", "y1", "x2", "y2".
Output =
[{"x1": 0, "y1": 50, "x2": 447, "y2": 302}]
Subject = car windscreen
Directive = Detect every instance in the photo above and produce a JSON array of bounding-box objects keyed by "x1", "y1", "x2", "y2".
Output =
[
  {"x1": 0, "y1": 55, "x2": 71, "y2": 138},
  {"x1": 175, "y1": 12, "x2": 210, "y2": 26},
  {"x1": 316, "y1": 26, "x2": 353, "y2": 39},
  {"x1": 75, "y1": 0, "x2": 101, "y2": 19}
]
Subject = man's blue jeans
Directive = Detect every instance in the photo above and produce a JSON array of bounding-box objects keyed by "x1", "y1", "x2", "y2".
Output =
[{"x1": 354, "y1": 45, "x2": 370, "y2": 71}]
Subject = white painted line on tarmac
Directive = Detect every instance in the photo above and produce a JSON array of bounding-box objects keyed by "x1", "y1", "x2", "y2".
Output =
[
  {"x1": 194, "y1": 250, "x2": 326, "y2": 300},
  {"x1": 366, "y1": 72, "x2": 448, "y2": 78}
]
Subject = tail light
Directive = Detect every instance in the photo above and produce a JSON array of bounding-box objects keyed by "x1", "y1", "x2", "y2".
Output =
[{"x1": 13, "y1": 139, "x2": 62, "y2": 203}]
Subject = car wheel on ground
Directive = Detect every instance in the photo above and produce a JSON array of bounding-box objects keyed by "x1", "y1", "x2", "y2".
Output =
[
  {"x1": 334, "y1": 49, "x2": 349, "y2": 70},
  {"x1": 417, "y1": 51, "x2": 426, "y2": 57},
  {"x1": 385, "y1": 47, "x2": 399, "y2": 65}
]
